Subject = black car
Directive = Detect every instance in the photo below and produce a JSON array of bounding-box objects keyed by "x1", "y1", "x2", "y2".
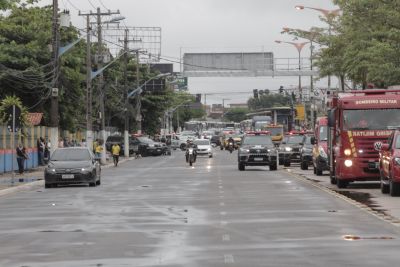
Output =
[
  {"x1": 44, "y1": 147, "x2": 101, "y2": 188},
  {"x1": 105, "y1": 135, "x2": 136, "y2": 155},
  {"x1": 300, "y1": 135, "x2": 314, "y2": 170},
  {"x1": 210, "y1": 135, "x2": 221, "y2": 146},
  {"x1": 279, "y1": 134, "x2": 304, "y2": 167},
  {"x1": 238, "y1": 133, "x2": 277, "y2": 171},
  {"x1": 131, "y1": 136, "x2": 165, "y2": 156}
]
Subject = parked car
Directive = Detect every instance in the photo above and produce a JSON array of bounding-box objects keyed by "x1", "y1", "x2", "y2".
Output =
[
  {"x1": 131, "y1": 136, "x2": 164, "y2": 156},
  {"x1": 379, "y1": 130, "x2": 400, "y2": 196},
  {"x1": 193, "y1": 139, "x2": 213, "y2": 158},
  {"x1": 44, "y1": 147, "x2": 101, "y2": 188},
  {"x1": 105, "y1": 135, "x2": 136, "y2": 155},
  {"x1": 300, "y1": 135, "x2": 314, "y2": 170}
]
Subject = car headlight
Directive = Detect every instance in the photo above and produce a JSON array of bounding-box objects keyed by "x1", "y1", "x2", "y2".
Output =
[
  {"x1": 285, "y1": 147, "x2": 292, "y2": 152},
  {"x1": 319, "y1": 146, "x2": 328, "y2": 158},
  {"x1": 344, "y1": 159, "x2": 353, "y2": 167},
  {"x1": 240, "y1": 148, "x2": 250, "y2": 153},
  {"x1": 148, "y1": 144, "x2": 155, "y2": 148},
  {"x1": 344, "y1": 149, "x2": 351, "y2": 156},
  {"x1": 46, "y1": 167, "x2": 56, "y2": 173},
  {"x1": 81, "y1": 167, "x2": 92, "y2": 172},
  {"x1": 207, "y1": 147, "x2": 212, "y2": 152},
  {"x1": 394, "y1": 158, "x2": 400, "y2": 166}
]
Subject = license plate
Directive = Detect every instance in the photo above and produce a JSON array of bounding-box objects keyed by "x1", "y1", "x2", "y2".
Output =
[
  {"x1": 254, "y1": 157, "x2": 263, "y2": 161},
  {"x1": 62, "y1": 174, "x2": 74, "y2": 179}
]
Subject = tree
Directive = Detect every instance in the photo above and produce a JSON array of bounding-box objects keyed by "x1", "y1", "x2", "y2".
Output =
[
  {"x1": 224, "y1": 108, "x2": 249, "y2": 122},
  {"x1": 0, "y1": 95, "x2": 29, "y2": 129}
]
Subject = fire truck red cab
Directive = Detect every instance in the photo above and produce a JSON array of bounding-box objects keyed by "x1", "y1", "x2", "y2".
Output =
[{"x1": 327, "y1": 90, "x2": 400, "y2": 188}]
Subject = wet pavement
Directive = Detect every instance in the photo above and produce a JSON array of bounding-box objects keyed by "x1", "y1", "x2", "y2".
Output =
[{"x1": 1, "y1": 150, "x2": 400, "y2": 266}]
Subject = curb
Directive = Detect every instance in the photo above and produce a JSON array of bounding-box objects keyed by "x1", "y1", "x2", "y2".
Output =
[{"x1": 283, "y1": 169, "x2": 400, "y2": 228}]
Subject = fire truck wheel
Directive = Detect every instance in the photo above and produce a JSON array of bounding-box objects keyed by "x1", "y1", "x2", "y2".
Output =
[
  {"x1": 300, "y1": 161, "x2": 308, "y2": 170},
  {"x1": 336, "y1": 179, "x2": 348, "y2": 189},
  {"x1": 389, "y1": 181, "x2": 400, "y2": 197}
]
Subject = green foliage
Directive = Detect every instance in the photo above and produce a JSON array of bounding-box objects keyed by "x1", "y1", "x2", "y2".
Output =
[
  {"x1": 0, "y1": 95, "x2": 29, "y2": 126},
  {"x1": 248, "y1": 94, "x2": 291, "y2": 111},
  {"x1": 224, "y1": 108, "x2": 249, "y2": 122},
  {"x1": 317, "y1": 0, "x2": 400, "y2": 88}
]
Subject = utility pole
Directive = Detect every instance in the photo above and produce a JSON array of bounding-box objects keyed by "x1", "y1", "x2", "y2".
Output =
[
  {"x1": 135, "y1": 50, "x2": 141, "y2": 134},
  {"x1": 79, "y1": 8, "x2": 120, "y2": 157},
  {"x1": 123, "y1": 29, "x2": 129, "y2": 157},
  {"x1": 50, "y1": 0, "x2": 60, "y2": 154}
]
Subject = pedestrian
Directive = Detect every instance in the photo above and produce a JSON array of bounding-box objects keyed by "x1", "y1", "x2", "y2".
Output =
[
  {"x1": 81, "y1": 138, "x2": 86, "y2": 147},
  {"x1": 95, "y1": 142, "x2": 103, "y2": 159},
  {"x1": 58, "y1": 137, "x2": 64, "y2": 148},
  {"x1": 37, "y1": 137, "x2": 45, "y2": 166},
  {"x1": 111, "y1": 143, "x2": 121, "y2": 166},
  {"x1": 93, "y1": 139, "x2": 98, "y2": 154},
  {"x1": 44, "y1": 138, "x2": 51, "y2": 163},
  {"x1": 16, "y1": 143, "x2": 28, "y2": 174}
]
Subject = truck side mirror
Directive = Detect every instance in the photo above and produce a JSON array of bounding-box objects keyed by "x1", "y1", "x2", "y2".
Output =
[
  {"x1": 328, "y1": 109, "x2": 335, "y2": 127},
  {"x1": 311, "y1": 137, "x2": 316, "y2": 145},
  {"x1": 380, "y1": 144, "x2": 390, "y2": 151}
]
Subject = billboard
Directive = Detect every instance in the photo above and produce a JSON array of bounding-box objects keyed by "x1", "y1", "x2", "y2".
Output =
[{"x1": 183, "y1": 52, "x2": 274, "y2": 72}]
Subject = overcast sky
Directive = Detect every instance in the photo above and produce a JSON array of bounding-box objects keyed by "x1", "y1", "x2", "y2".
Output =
[{"x1": 47, "y1": 0, "x2": 339, "y2": 105}]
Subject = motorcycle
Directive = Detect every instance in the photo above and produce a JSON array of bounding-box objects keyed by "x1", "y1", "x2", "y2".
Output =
[
  {"x1": 187, "y1": 147, "x2": 195, "y2": 166},
  {"x1": 228, "y1": 142, "x2": 234, "y2": 154}
]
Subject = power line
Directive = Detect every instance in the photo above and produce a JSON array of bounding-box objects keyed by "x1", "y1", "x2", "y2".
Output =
[
  {"x1": 87, "y1": 0, "x2": 96, "y2": 9},
  {"x1": 66, "y1": 0, "x2": 80, "y2": 11},
  {"x1": 97, "y1": 0, "x2": 108, "y2": 10}
]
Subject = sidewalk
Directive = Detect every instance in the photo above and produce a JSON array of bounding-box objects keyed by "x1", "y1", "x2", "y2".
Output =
[{"x1": 0, "y1": 156, "x2": 134, "y2": 195}]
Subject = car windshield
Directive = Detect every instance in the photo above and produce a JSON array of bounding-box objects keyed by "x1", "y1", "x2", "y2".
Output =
[
  {"x1": 265, "y1": 127, "x2": 283, "y2": 136},
  {"x1": 285, "y1": 135, "x2": 304, "y2": 144},
  {"x1": 319, "y1": 126, "x2": 328, "y2": 141},
  {"x1": 343, "y1": 109, "x2": 400, "y2": 130},
  {"x1": 242, "y1": 136, "x2": 273, "y2": 145},
  {"x1": 51, "y1": 149, "x2": 91, "y2": 161},
  {"x1": 194, "y1": 140, "x2": 210, "y2": 146}
]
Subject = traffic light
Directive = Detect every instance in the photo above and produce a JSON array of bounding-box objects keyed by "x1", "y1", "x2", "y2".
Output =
[
  {"x1": 279, "y1": 86, "x2": 284, "y2": 94},
  {"x1": 253, "y1": 89, "x2": 258, "y2": 98}
]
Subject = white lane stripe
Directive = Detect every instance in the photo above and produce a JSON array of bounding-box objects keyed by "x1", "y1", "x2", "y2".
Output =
[
  {"x1": 220, "y1": 202, "x2": 225, "y2": 206},
  {"x1": 220, "y1": 221, "x2": 227, "y2": 225},
  {"x1": 224, "y1": 254, "x2": 234, "y2": 263},
  {"x1": 222, "y1": 234, "x2": 230, "y2": 241},
  {"x1": 220, "y1": 211, "x2": 227, "y2": 216}
]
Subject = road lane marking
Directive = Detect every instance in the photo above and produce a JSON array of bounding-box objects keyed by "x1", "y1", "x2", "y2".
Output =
[
  {"x1": 219, "y1": 186, "x2": 223, "y2": 189},
  {"x1": 220, "y1": 221, "x2": 227, "y2": 226},
  {"x1": 220, "y1": 202, "x2": 225, "y2": 206},
  {"x1": 222, "y1": 234, "x2": 230, "y2": 241},
  {"x1": 220, "y1": 211, "x2": 227, "y2": 216},
  {"x1": 224, "y1": 254, "x2": 234, "y2": 263}
]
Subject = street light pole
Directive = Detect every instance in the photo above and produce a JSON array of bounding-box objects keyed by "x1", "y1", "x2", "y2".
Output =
[
  {"x1": 275, "y1": 40, "x2": 309, "y2": 103},
  {"x1": 295, "y1": 5, "x2": 341, "y2": 93}
]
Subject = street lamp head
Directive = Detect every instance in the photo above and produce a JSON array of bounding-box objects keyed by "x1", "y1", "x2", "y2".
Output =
[
  {"x1": 108, "y1": 16, "x2": 126, "y2": 23},
  {"x1": 275, "y1": 40, "x2": 282, "y2": 44},
  {"x1": 295, "y1": 5, "x2": 304, "y2": 10},
  {"x1": 282, "y1": 27, "x2": 291, "y2": 32},
  {"x1": 155, "y1": 72, "x2": 171, "y2": 79}
]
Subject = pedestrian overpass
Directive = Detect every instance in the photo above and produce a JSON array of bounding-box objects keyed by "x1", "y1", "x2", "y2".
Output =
[{"x1": 182, "y1": 52, "x2": 319, "y2": 77}]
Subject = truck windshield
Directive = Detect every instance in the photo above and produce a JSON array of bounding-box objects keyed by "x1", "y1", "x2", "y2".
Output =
[
  {"x1": 320, "y1": 126, "x2": 328, "y2": 141},
  {"x1": 343, "y1": 109, "x2": 400, "y2": 130}
]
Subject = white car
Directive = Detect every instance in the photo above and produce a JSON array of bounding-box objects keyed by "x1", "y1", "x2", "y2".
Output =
[{"x1": 193, "y1": 139, "x2": 213, "y2": 158}]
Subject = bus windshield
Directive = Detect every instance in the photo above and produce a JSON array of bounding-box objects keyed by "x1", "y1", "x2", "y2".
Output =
[{"x1": 343, "y1": 109, "x2": 400, "y2": 130}]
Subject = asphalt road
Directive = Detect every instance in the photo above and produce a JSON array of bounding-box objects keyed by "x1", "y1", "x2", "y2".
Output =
[{"x1": 1, "y1": 148, "x2": 400, "y2": 267}]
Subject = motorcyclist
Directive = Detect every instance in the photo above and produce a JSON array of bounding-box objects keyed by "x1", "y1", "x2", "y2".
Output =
[
  {"x1": 227, "y1": 136, "x2": 235, "y2": 149},
  {"x1": 185, "y1": 139, "x2": 197, "y2": 163}
]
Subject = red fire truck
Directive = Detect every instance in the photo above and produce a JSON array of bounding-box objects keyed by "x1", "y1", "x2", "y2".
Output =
[{"x1": 327, "y1": 90, "x2": 400, "y2": 188}]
